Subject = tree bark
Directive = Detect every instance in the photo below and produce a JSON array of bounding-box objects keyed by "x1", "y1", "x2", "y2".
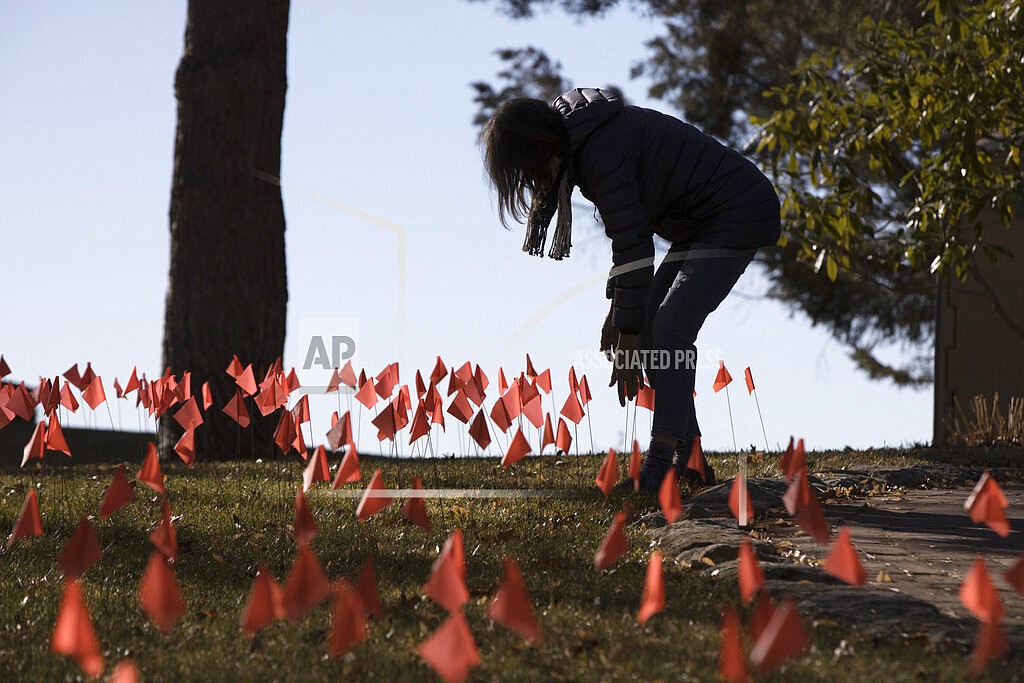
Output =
[{"x1": 160, "y1": 0, "x2": 290, "y2": 461}]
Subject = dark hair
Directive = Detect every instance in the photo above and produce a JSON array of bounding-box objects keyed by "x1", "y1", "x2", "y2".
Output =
[{"x1": 482, "y1": 97, "x2": 568, "y2": 228}]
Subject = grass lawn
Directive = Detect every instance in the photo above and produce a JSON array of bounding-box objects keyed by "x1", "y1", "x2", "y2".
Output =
[{"x1": 0, "y1": 445, "x2": 1019, "y2": 682}]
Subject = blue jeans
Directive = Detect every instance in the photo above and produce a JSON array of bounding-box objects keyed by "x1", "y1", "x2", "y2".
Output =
[{"x1": 638, "y1": 242, "x2": 757, "y2": 442}]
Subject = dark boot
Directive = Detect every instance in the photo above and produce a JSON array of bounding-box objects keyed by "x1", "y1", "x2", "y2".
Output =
[{"x1": 637, "y1": 440, "x2": 675, "y2": 491}]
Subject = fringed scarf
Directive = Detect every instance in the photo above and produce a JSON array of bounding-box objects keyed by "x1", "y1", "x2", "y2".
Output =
[{"x1": 522, "y1": 156, "x2": 572, "y2": 260}]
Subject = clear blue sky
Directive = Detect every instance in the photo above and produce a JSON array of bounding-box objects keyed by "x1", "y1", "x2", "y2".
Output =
[{"x1": 0, "y1": 0, "x2": 932, "y2": 454}]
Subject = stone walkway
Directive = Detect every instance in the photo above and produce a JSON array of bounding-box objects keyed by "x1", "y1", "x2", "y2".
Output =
[{"x1": 644, "y1": 466, "x2": 1024, "y2": 650}]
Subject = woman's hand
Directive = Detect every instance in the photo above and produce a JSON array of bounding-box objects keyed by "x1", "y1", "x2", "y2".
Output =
[{"x1": 608, "y1": 332, "x2": 643, "y2": 407}]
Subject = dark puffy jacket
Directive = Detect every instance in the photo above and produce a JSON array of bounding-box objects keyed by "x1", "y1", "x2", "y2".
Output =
[{"x1": 552, "y1": 88, "x2": 781, "y2": 332}]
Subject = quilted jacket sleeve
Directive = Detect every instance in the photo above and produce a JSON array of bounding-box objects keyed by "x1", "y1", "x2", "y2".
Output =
[{"x1": 579, "y1": 141, "x2": 654, "y2": 334}]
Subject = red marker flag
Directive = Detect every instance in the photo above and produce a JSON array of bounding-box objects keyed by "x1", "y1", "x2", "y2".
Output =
[
  {"x1": 629, "y1": 440, "x2": 642, "y2": 491},
  {"x1": 58, "y1": 517, "x2": 102, "y2": 579},
  {"x1": 738, "y1": 539, "x2": 765, "y2": 604},
  {"x1": 293, "y1": 487, "x2": 318, "y2": 545},
  {"x1": 658, "y1": 468, "x2": 682, "y2": 524},
  {"x1": 7, "y1": 488, "x2": 43, "y2": 548},
  {"x1": 51, "y1": 579, "x2": 104, "y2": 677},
  {"x1": 595, "y1": 448, "x2": 618, "y2": 497},
  {"x1": 99, "y1": 463, "x2": 135, "y2": 520},
  {"x1": 149, "y1": 498, "x2": 178, "y2": 559},
  {"x1": 355, "y1": 469, "x2": 391, "y2": 521},
  {"x1": 594, "y1": 511, "x2": 630, "y2": 571},
  {"x1": 240, "y1": 565, "x2": 284, "y2": 636},
  {"x1": 960, "y1": 556, "x2": 1004, "y2": 623},
  {"x1": 718, "y1": 605, "x2": 749, "y2": 683},
  {"x1": 964, "y1": 471, "x2": 1011, "y2": 538},
  {"x1": 45, "y1": 413, "x2": 71, "y2": 457},
  {"x1": 418, "y1": 611, "x2": 480, "y2": 683},
  {"x1": 138, "y1": 442, "x2": 166, "y2": 495},
  {"x1": 424, "y1": 530, "x2": 470, "y2": 613},
  {"x1": 750, "y1": 595, "x2": 809, "y2": 673},
  {"x1": 712, "y1": 361, "x2": 732, "y2": 393},
  {"x1": 743, "y1": 366, "x2": 755, "y2": 394},
  {"x1": 637, "y1": 551, "x2": 666, "y2": 624},
  {"x1": 488, "y1": 558, "x2": 541, "y2": 644},
  {"x1": 401, "y1": 476, "x2": 432, "y2": 532},
  {"x1": 333, "y1": 447, "x2": 362, "y2": 487},
  {"x1": 822, "y1": 527, "x2": 867, "y2": 586},
  {"x1": 328, "y1": 579, "x2": 368, "y2": 657},
  {"x1": 501, "y1": 427, "x2": 532, "y2": 468},
  {"x1": 357, "y1": 555, "x2": 383, "y2": 619},
  {"x1": 302, "y1": 445, "x2": 331, "y2": 492},
  {"x1": 281, "y1": 543, "x2": 331, "y2": 622},
  {"x1": 138, "y1": 551, "x2": 186, "y2": 632}
]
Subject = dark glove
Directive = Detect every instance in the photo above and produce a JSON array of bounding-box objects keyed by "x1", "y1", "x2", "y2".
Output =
[
  {"x1": 599, "y1": 305, "x2": 617, "y2": 359},
  {"x1": 608, "y1": 332, "x2": 643, "y2": 407}
]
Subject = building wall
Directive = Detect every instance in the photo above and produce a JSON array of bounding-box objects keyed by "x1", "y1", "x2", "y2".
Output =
[{"x1": 934, "y1": 211, "x2": 1024, "y2": 444}]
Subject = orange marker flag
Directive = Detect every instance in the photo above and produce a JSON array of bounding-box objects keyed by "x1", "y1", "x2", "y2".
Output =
[
  {"x1": 418, "y1": 611, "x2": 481, "y2": 683},
  {"x1": 637, "y1": 551, "x2": 666, "y2": 624},
  {"x1": 326, "y1": 410, "x2": 354, "y2": 452},
  {"x1": 446, "y1": 390, "x2": 474, "y2": 424},
  {"x1": 729, "y1": 474, "x2": 754, "y2": 526},
  {"x1": 138, "y1": 551, "x2": 186, "y2": 632},
  {"x1": 370, "y1": 402, "x2": 398, "y2": 441},
  {"x1": 240, "y1": 565, "x2": 284, "y2": 636},
  {"x1": 45, "y1": 413, "x2": 71, "y2": 457},
  {"x1": 328, "y1": 579, "x2": 368, "y2": 657},
  {"x1": 685, "y1": 436, "x2": 706, "y2": 483},
  {"x1": 794, "y1": 490, "x2": 831, "y2": 544},
  {"x1": 960, "y1": 556, "x2": 1004, "y2": 623},
  {"x1": 408, "y1": 400, "x2": 432, "y2": 444},
  {"x1": 659, "y1": 468, "x2": 683, "y2": 524},
  {"x1": 971, "y1": 619, "x2": 1009, "y2": 676},
  {"x1": 58, "y1": 517, "x2": 102, "y2": 580},
  {"x1": 489, "y1": 394, "x2": 512, "y2": 432},
  {"x1": 501, "y1": 426, "x2": 532, "y2": 468},
  {"x1": 782, "y1": 470, "x2": 812, "y2": 516},
  {"x1": 174, "y1": 428, "x2": 196, "y2": 468},
  {"x1": 743, "y1": 367, "x2": 755, "y2": 394},
  {"x1": 357, "y1": 555, "x2": 383, "y2": 619},
  {"x1": 401, "y1": 476, "x2": 432, "y2": 532},
  {"x1": 355, "y1": 468, "x2": 392, "y2": 521},
  {"x1": 109, "y1": 659, "x2": 140, "y2": 683},
  {"x1": 0, "y1": 354, "x2": 10, "y2": 378},
  {"x1": 489, "y1": 558, "x2": 542, "y2": 644},
  {"x1": 291, "y1": 394, "x2": 311, "y2": 425},
  {"x1": 302, "y1": 445, "x2": 331, "y2": 492},
  {"x1": 749, "y1": 595, "x2": 810, "y2": 673},
  {"x1": 738, "y1": 539, "x2": 765, "y2": 604},
  {"x1": 594, "y1": 511, "x2": 630, "y2": 571},
  {"x1": 780, "y1": 437, "x2": 805, "y2": 482},
  {"x1": 149, "y1": 498, "x2": 178, "y2": 559},
  {"x1": 138, "y1": 442, "x2": 166, "y2": 495},
  {"x1": 555, "y1": 417, "x2": 573, "y2": 453},
  {"x1": 222, "y1": 389, "x2": 251, "y2": 429},
  {"x1": 173, "y1": 396, "x2": 203, "y2": 431},
  {"x1": 964, "y1": 470, "x2": 1011, "y2": 538},
  {"x1": 568, "y1": 366, "x2": 579, "y2": 395},
  {"x1": 595, "y1": 448, "x2": 619, "y2": 497},
  {"x1": 7, "y1": 488, "x2": 43, "y2": 548},
  {"x1": 226, "y1": 354, "x2": 244, "y2": 379},
  {"x1": 578, "y1": 374, "x2": 593, "y2": 406},
  {"x1": 541, "y1": 414, "x2": 555, "y2": 452},
  {"x1": 51, "y1": 579, "x2": 104, "y2": 677},
  {"x1": 521, "y1": 394, "x2": 545, "y2": 429},
  {"x1": 235, "y1": 364, "x2": 258, "y2": 396},
  {"x1": 559, "y1": 391, "x2": 585, "y2": 425},
  {"x1": 535, "y1": 368, "x2": 552, "y2": 394},
  {"x1": 353, "y1": 377, "x2": 378, "y2": 409},
  {"x1": 82, "y1": 375, "x2": 107, "y2": 410},
  {"x1": 339, "y1": 359, "x2": 358, "y2": 388},
  {"x1": 201, "y1": 381, "x2": 213, "y2": 410},
  {"x1": 468, "y1": 410, "x2": 491, "y2": 451},
  {"x1": 628, "y1": 440, "x2": 642, "y2": 491},
  {"x1": 333, "y1": 447, "x2": 362, "y2": 487},
  {"x1": 712, "y1": 361, "x2": 732, "y2": 393},
  {"x1": 293, "y1": 487, "x2": 318, "y2": 545},
  {"x1": 99, "y1": 464, "x2": 135, "y2": 520},
  {"x1": 22, "y1": 420, "x2": 46, "y2": 467},
  {"x1": 718, "y1": 605, "x2": 750, "y2": 683},
  {"x1": 281, "y1": 543, "x2": 331, "y2": 621},
  {"x1": 424, "y1": 530, "x2": 470, "y2": 613},
  {"x1": 1005, "y1": 555, "x2": 1024, "y2": 598},
  {"x1": 823, "y1": 527, "x2": 867, "y2": 586}
]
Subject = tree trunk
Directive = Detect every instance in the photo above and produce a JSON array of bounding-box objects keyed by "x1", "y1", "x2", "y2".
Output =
[{"x1": 160, "y1": 0, "x2": 290, "y2": 461}]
